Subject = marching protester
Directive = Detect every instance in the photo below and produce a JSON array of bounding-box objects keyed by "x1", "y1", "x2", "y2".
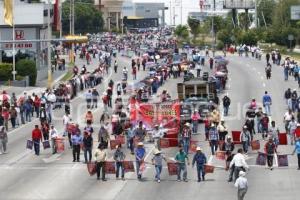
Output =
[
  {"x1": 240, "y1": 126, "x2": 251, "y2": 154},
  {"x1": 32, "y1": 125, "x2": 43, "y2": 156},
  {"x1": 217, "y1": 120, "x2": 228, "y2": 141},
  {"x1": 0, "y1": 126, "x2": 8, "y2": 154},
  {"x1": 234, "y1": 171, "x2": 248, "y2": 200},
  {"x1": 292, "y1": 136, "x2": 300, "y2": 170},
  {"x1": 175, "y1": 146, "x2": 190, "y2": 182},
  {"x1": 191, "y1": 110, "x2": 200, "y2": 134},
  {"x1": 114, "y1": 145, "x2": 126, "y2": 180},
  {"x1": 135, "y1": 142, "x2": 146, "y2": 180},
  {"x1": 49, "y1": 125, "x2": 58, "y2": 154},
  {"x1": 71, "y1": 131, "x2": 83, "y2": 162},
  {"x1": 230, "y1": 148, "x2": 249, "y2": 181},
  {"x1": 222, "y1": 94, "x2": 231, "y2": 116},
  {"x1": 94, "y1": 144, "x2": 107, "y2": 181},
  {"x1": 192, "y1": 147, "x2": 207, "y2": 182},
  {"x1": 264, "y1": 137, "x2": 277, "y2": 170},
  {"x1": 182, "y1": 122, "x2": 192, "y2": 154},
  {"x1": 83, "y1": 131, "x2": 93, "y2": 163},
  {"x1": 262, "y1": 91, "x2": 272, "y2": 116},
  {"x1": 151, "y1": 149, "x2": 167, "y2": 183},
  {"x1": 152, "y1": 124, "x2": 164, "y2": 150},
  {"x1": 208, "y1": 123, "x2": 219, "y2": 155}
]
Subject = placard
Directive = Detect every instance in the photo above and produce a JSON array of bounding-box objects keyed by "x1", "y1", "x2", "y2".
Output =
[
  {"x1": 123, "y1": 161, "x2": 135, "y2": 172},
  {"x1": 167, "y1": 162, "x2": 178, "y2": 176},
  {"x1": 105, "y1": 161, "x2": 116, "y2": 174},
  {"x1": 87, "y1": 162, "x2": 96, "y2": 176},
  {"x1": 256, "y1": 152, "x2": 266, "y2": 166},
  {"x1": 277, "y1": 154, "x2": 289, "y2": 167}
]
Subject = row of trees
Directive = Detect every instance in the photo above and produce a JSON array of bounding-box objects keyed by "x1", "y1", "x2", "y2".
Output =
[
  {"x1": 176, "y1": 0, "x2": 300, "y2": 49},
  {"x1": 62, "y1": 0, "x2": 104, "y2": 34}
]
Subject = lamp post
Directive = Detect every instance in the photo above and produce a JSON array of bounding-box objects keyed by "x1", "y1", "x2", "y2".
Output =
[{"x1": 46, "y1": 1, "x2": 54, "y2": 89}]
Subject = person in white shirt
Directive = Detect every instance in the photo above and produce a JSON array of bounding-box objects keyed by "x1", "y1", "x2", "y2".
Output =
[
  {"x1": 49, "y1": 125, "x2": 59, "y2": 154},
  {"x1": 152, "y1": 125, "x2": 165, "y2": 150},
  {"x1": 230, "y1": 148, "x2": 249, "y2": 181},
  {"x1": 234, "y1": 171, "x2": 248, "y2": 200}
]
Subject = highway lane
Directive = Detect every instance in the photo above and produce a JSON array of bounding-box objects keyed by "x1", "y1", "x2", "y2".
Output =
[{"x1": 1, "y1": 52, "x2": 300, "y2": 200}]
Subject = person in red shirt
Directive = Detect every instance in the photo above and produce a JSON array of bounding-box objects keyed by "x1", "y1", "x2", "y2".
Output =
[
  {"x1": 32, "y1": 125, "x2": 43, "y2": 155},
  {"x1": 33, "y1": 95, "x2": 41, "y2": 118}
]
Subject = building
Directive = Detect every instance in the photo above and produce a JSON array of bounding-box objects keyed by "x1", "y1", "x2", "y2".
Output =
[
  {"x1": 0, "y1": 0, "x2": 53, "y2": 82},
  {"x1": 122, "y1": 1, "x2": 165, "y2": 29}
]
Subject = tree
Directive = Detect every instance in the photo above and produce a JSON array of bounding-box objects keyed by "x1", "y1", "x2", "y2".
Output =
[
  {"x1": 257, "y1": 0, "x2": 276, "y2": 27},
  {"x1": 16, "y1": 59, "x2": 37, "y2": 86},
  {"x1": 187, "y1": 17, "x2": 200, "y2": 40},
  {"x1": 62, "y1": 0, "x2": 104, "y2": 34},
  {"x1": 174, "y1": 25, "x2": 189, "y2": 40}
]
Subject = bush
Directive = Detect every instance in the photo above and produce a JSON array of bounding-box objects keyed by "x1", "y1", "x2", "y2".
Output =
[
  {"x1": 16, "y1": 59, "x2": 37, "y2": 86},
  {"x1": 0, "y1": 63, "x2": 12, "y2": 81}
]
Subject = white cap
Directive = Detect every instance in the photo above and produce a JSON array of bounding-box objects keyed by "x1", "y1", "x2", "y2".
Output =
[
  {"x1": 239, "y1": 171, "x2": 246, "y2": 177},
  {"x1": 196, "y1": 147, "x2": 202, "y2": 151}
]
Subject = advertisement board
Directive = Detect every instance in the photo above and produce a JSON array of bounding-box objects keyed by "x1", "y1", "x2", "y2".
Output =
[
  {"x1": 224, "y1": 0, "x2": 255, "y2": 9},
  {"x1": 0, "y1": 28, "x2": 37, "y2": 50}
]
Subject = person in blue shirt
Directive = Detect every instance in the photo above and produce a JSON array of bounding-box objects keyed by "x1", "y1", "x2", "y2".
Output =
[
  {"x1": 292, "y1": 136, "x2": 300, "y2": 170},
  {"x1": 127, "y1": 124, "x2": 135, "y2": 154},
  {"x1": 71, "y1": 132, "x2": 83, "y2": 162},
  {"x1": 192, "y1": 147, "x2": 207, "y2": 182},
  {"x1": 262, "y1": 91, "x2": 272, "y2": 116},
  {"x1": 135, "y1": 142, "x2": 146, "y2": 180}
]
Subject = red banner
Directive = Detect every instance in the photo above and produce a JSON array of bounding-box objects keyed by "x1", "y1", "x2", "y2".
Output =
[
  {"x1": 123, "y1": 161, "x2": 135, "y2": 172},
  {"x1": 160, "y1": 138, "x2": 170, "y2": 148},
  {"x1": 105, "y1": 161, "x2": 116, "y2": 174},
  {"x1": 167, "y1": 162, "x2": 178, "y2": 176}
]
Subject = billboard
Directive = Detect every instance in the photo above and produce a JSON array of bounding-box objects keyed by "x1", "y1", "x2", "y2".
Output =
[
  {"x1": 224, "y1": 0, "x2": 255, "y2": 9},
  {"x1": 0, "y1": 28, "x2": 37, "y2": 50},
  {"x1": 291, "y1": 5, "x2": 300, "y2": 20}
]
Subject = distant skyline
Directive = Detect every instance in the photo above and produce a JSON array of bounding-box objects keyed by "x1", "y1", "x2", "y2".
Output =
[{"x1": 132, "y1": 0, "x2": 225, "y2": 25}]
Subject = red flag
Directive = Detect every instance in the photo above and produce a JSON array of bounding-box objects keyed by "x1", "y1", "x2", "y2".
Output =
[
  {"x1": 251, "y1": 140, "x2": 260, "y2": 150},
  {"x1": 204, "y1": 164, "x2": 215, "y2": 173},
  {"x1": 123, "y1": 161, "x2": 135, "y2": 172},
  {"x1": 167, "y1": 162, "x2": 178, "y2": 176},
  {"x1": 87, "y1": 162, "x2": 96, "y2": 176},
  {"x1": 278, "y1": 133, "x2": 288, "y2": 145},
  {"x1": 105, "y1": 161, "x2": 116, "y2": 174}
]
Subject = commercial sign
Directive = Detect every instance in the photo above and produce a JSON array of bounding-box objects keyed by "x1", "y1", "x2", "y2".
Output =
[
  {"x1": 0, "y1": 28, "x2": 37, "y2": 50},
  {"x1": 291, "y1": 5, "x2": 300, "y2": 20}
]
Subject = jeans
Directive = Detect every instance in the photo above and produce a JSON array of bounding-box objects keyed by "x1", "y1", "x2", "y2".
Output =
[
  {"x1": 297, "y1": 154, "x2": 300, "y2": 169},
  {"x1": 183, "y1": 138, "x2": 190, "y2": 154},
  {"x1": 20, "y1": 111, "x2": 25, "y2": 124},
  {"x1": 129, "y1": 138, "x2": 134, "y2": 153},
  {"x1": 0, "y1": 139, "x2": 7, "y2": 153},
  {"x1": 51, "y1": 138, "x2": 56, "y2": 154},
  {"x1": 33, "y1": 139, "x2": 40, "y2": 155},
  {"x1": 72, "y1": 144, "x2": 80, "y2": 161},
  {"x1": 25, "y1": 111, "x2": 31, "y2": 122},
  {"x1": 267, "y1": 155, "x2": 274, "y2": 167},
  {"x1": 234, "y1": 167, "x2": 244, "y2": 181},
  {"x1": 256, "y1": 119, "x2": 262, "y2": 133},
  {"x1": 136, "y1": 161, "x2": 142, "y2": 178},
  {"x1": 224, "y1": 106, "x2": 229, "y2": 116},
  {"x1": 155, "y1": 165, "x2": 162, "y2": 180},
  {"x1": 238, "y1": 188, "x2": 247, "y2": 200},
  {"x1": 192, "y1": 121, "x2": 198, "y2": 134},
  {"x1": 35, "y1": 106, "x2": 40, "y2": 118},
  {"x1": 96, "y1": 162, "x2": 106, "y2": 180},
  {"x1": 242, "y1": 141, "x2": 249, "y2": 153},
  {"x1": 116, "y1": 162, "x2": 125, "y2": 178},
  {"x1": 210, "y1": 140, "x2": 218, "y2": 155},
  {"x1": 197, "y1": 69, "x2": 201, "y2": 77},
  {"x1": 177, "y1": 163, "x2": 187, "y2": 180},
  {"x1": 10, "y1": 117, "x2": 16, "y2": 129},
  {"x1": 84, "y1": 147, "x2": 92, "y2": 163},
  {"x1": 264, "y1": 104, "x2": 271, "y2": 116},
  {"x1": 196, "y1": 165, "x2": 205, "y2": 181}
]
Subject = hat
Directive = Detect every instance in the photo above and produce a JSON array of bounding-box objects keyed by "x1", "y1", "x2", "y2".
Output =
[
  {"x1": 210, "y1": 123, "x2": 215, "y2": 127},
  {"x1": 138, "y1": 142, "x2": 144, "y2": 146},
  {"x1": 154, "y1": 124, "x2": 159, "y2": 127},
  {"x1": 239, "y1": 171, "x2": 246, "y2": 177},
  {"x1": 154, "y1": 149, "x2": 161, "y2": 155},
  {"x1": 243, "y1": 125, "x2": 247, "y2": 129},
  {"x1": 185, "y1": 122, "x2": 191, "y2": 127},
  {"x1": 227, "y1": 135, "x2": 232, "y2": 139},
  {"x1": 196, "y1": 147, "x2": 202, "y2": 151},
  {"x1": 297, "y1": 123, "x2": 300, "y2": 127}
]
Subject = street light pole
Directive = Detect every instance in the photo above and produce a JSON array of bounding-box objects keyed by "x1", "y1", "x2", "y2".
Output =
[{"x1": 47, "y1": 2, "x2": 52, "y2": 88}]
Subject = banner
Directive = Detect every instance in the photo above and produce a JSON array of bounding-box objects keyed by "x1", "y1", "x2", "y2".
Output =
[
  {"x1": 105, "y1": 161, "x2": 116, "y2": 174},
  {"x1": 256, "y1": 152, "x2": 266, "y2": 166},
  {"x1": 251, "y1": 140, "x2": 260, "y2": 151},
  {"x1": 130, "y1": 102, "x2": 155, "y2": 130},
  {"x1": 204, "y1": 164, "x2": 215, "y2": 173},
  {"x1": 279, "y1": 133, "x2": 288, "y2": 145},
  {"x1": 189, "y1": 140, "x2": 199, "y2": 153},
  {"x1": 167, "y1": 162, "x2": 178, "y2": 176},
  {"x1": 123, "y1": 161, "x2": 135, "y2": 173},
  {"x1": 43, "y1": 140, "x2": 51, "y2": 150},
  {"x1": 87, "y1": 162, "x2": 96, "y2": 176},
  {"x1": 4, "y1": 0, "x2": 13, "y2": 26},
  {"x1": 277, "y1": 154, "x2": 289, "y2": 167},
  {"x1": 55, "y1": 138, "x2": 65, "y2": 153},
  {"x1": 26, "y1": 140, "x2": 33, "y2": 150},
  {"x1": 215, "y1": 151, "x2": 226, "y2": 160}
]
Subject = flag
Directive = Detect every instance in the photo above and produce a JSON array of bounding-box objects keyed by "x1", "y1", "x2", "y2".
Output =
[
  {"x1": 160, "y1": 138, "x2": 170, "y2": 148},
  {"x1": 4, "y1": 0, "x2": 13, "y2": 26},
  {"x1": 167, "y1": 162, "x2": 178, "y2": 176}
]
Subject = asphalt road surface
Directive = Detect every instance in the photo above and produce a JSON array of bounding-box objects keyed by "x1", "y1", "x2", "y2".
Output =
[{"x1": 0, "y1": 52, "x2": 299, "y2": 200}]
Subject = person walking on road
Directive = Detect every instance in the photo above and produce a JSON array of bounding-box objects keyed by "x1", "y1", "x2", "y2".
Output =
[
  {"x1": 240, "y1": 126, "x2": 251, "y2": 154},
  {"x1": 135, "y1": 142, "x2": 146, "y2": 180},
  {"x1": 151, "y1": 149, "x2": 166, "y2": 183},
  {"x1": 191, "y1": 110, "x2": 200, "y2": 134},
  {"x1": 222, "y1": 95, "x2": 231, "y2": 116},
  {"x1": 182, "y1": 123, "x2": 192, "y2": 154},
  {"x1": 94, "y1": 144, "x2": 107, "y2": 181},
  {"x1": 91, "y1": 88, "x2": 99, "y2": 109},
  {"x1": 49, "y1": 125, "x2": 58, "y2": 154},
  {"x1": 71, "y1": 131, "x2": 83, "y2": 162},
  {"x1": 192, "y1": 147, "x2": 207, "y2": 182},
  {"x1": 83, "y1": 131, "x2": 93, "y2": 163},
  {"x1": 292, "y1": 136, "x2": 300, "y2": 170},
  {"x1": 209, "y1": 123, "x2": 219, "y2": 155},
  {"x1": 114, "y1": 60, "x2": 118, "y2": 73},
  {"x1": 32, "y1": 125, "x2": 43, "y2": 156},
  {"x1": 85, "y1": 90, "x2": 92, "y2": 109},
  {"x1": 230, "y1": 148, "x2": 249, "y2": 181},
  {"x1": 175, "y1": 146, "x2": 190, "y2": 182},
  {"x1": 264, "y1": 137, "x2": 277, "y2": 170},
  {"x1": 114, "y1": 145, "x2": 126, "y2": 180},
  {"x1": 234, "y1": 171, "x2": 248, "y2": 200},
  {"x1": 262, "y1": 91, "x2": 272, "y2": 116},
  {"x1": 0, "y1": 126, "x2": 8, "y2": 154}
]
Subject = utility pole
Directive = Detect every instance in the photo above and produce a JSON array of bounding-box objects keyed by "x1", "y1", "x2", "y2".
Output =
[
  {"x1": 254, "y1": 0, "x2": 258, "y2": 28},
  {"x1": 212, "y1": 0, "x2": 216, "y2": 57},
  {"x1": 47, "y1": 2, "x2": 52, "y2": 88},
  {"x1": 173, "y1": 6, "x2": 175, "y2": 26},
  {"x1": 170, "y1": 1, "x2": 172, "y2": 26},
  {"x1": 180, "y1": 0, "x2": 183, "y2": 25}
]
